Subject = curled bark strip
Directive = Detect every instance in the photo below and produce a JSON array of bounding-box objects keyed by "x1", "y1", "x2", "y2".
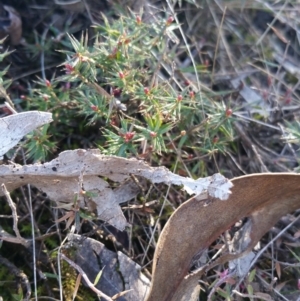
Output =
[{"x1": 0, "y1": 149, "x2": 232, "y2": 230}]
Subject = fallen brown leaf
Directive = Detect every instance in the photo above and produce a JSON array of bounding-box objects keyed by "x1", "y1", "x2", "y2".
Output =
[{"x1": 146, "y1": 173, "x2": 300, "y2": 301}]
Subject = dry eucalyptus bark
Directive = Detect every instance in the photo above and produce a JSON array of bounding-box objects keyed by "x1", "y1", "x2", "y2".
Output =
[{"x1": 0, "y1": 148, "x2": 232, "y2": 230}]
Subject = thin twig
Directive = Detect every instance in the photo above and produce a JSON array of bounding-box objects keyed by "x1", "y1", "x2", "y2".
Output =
[
  {"x1": 0, "y1": 254, "x2": 31, "y2": 301},
  {"x1": 60, "y1": 253, "x2": 114, "y2": 301},
  {"x1": 251, "y1": 144, "x2": 269, "y2": 173},
  {"x1": 19, "y1": 147, "x2": 39, "y2": 301},
  {"x1": 233, "y1": 289, "x2": 273, "y2": 301},
  {"x1": 0, "y1": 183, "x2": 26, "y2": 243},
  {"x1": 4, "y1": 101, "x2": 17, "y2": 114}
]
